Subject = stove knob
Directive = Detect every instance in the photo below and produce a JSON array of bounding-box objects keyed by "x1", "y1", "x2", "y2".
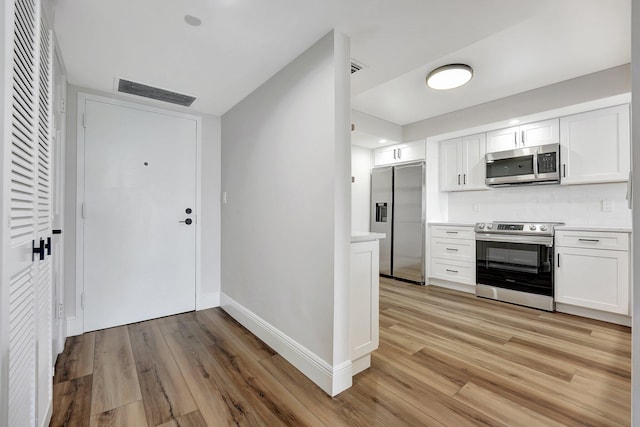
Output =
[
  {"x1": 529, "y1": 224, "x2": 537, "y2": 231},
  {"x1": 486, "y1": 224, "x2": 494, "y2": 229},
  {"x1": 540, "y1": 225, "x2": 548, "y2": 232},
  {"x1": 478, "y1": 223, "x2": 485, "y2": 229}
]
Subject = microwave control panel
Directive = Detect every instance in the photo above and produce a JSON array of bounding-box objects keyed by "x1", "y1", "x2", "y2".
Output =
[{"x1": 537, "y1": 152, "x2": 557, "y2": 173}]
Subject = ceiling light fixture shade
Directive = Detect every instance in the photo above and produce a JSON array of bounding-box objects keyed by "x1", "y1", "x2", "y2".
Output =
[{"x1": 426, "y1": 64, "x2": 473, "y2": 90}]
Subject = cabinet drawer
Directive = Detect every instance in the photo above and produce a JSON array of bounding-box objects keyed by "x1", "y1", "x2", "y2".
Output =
[
  {"x1": 431, "y1": 238, "x2": 474, "y2": 262},
  {"x1": 555, "y1": 231, "x2": 629, "y2": 251},
  {"x1": 430, "y1": 259, "x2": 475, "y2": 285},
  {"x1": 430, "y1": 226, "x2": 475, "y2": 240}
]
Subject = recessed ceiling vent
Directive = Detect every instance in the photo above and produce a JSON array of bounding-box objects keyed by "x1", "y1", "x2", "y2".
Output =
[
  {"x1": 117, "y1": 79, "x2": 196, "y2": 107},
  {"x1": 350, "y1": 60, "x2": 365, "y2": 74}
]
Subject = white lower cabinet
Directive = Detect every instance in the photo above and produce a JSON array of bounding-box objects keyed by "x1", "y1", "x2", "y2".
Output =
[
  {"x1": 429, "y1": 225, "x2": 476, "y2": 287},
  {"x1": 350, "y1": 239, "x2": 380, "y2": 375},
  {"x1": 555, "y1": 230, "x2": 630, "y2": 315}
]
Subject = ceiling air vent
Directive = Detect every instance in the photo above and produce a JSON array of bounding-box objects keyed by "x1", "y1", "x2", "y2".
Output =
[
  {"x1": 117, "y1": 79, "x2": 196, "y2": 107},
  {"x1": 350, "y1": 60, "x2": 364, "y2": 75}
]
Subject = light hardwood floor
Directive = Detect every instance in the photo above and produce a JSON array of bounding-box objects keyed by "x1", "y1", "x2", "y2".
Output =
[{"x1": 52, "y1": 278, "x2": 631, "y2": 426}]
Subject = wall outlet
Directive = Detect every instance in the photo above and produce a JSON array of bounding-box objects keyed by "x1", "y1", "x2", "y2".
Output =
[{"x1": 602, "y1": 200, "x2": 613, "y2": 212}]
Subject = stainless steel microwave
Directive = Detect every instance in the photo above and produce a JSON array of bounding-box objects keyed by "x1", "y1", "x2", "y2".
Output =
[{"x1": 485, "y1": 143, "x2": 560, "y2": 187}]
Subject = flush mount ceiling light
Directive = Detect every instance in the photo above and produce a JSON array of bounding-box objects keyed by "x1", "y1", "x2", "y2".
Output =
[
  {"x1": 184, "y1": 15, "x2": 202, "y2": 26},
  {"x1": 426, "y1": 64, "x2": 473, "y2": 90}
]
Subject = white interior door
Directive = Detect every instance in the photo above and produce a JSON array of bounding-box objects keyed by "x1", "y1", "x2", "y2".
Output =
[{"x1": 83, "y1": 98, "x2": 197, "y2": 332}]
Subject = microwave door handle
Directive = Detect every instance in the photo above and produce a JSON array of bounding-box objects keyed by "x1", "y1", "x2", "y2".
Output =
[{"x1": 533, "y1": 153, "x2": 539, "y2": 178}]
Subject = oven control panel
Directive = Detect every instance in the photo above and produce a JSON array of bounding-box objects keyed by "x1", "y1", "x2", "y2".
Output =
[{"x1": 474, "y1": 222, "x2": 562, "y2": 236}]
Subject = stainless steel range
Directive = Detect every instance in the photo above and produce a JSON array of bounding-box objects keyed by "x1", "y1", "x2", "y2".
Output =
[{"x1": 475, "y1": 221, "x2": 563, "y2": 311}]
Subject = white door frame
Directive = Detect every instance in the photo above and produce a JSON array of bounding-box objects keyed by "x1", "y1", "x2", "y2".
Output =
[
  {"x1": 73, "y1": 92, "x2": 202, "y2": 335},
  {"x1": 51, "y1": 34, "x2": 67, "y2": 357}
]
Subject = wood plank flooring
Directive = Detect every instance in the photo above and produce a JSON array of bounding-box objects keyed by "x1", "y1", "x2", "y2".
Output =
[{"x1": 52, "y1": 278, "x2": 631, "y2": 426}]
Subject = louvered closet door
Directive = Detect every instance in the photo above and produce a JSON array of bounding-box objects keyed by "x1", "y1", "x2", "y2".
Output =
[
  {"x1": 35, "y1": 17, "x2": 53, "y2": 427},
  {"x1": 3, "y1": 0, "x2": 53, "y2": 426},
  {"x1": 7, "y1": 0, "x2": 40, "y2": 425}
]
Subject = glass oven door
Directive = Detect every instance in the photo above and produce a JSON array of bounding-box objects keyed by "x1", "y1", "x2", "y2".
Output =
[{"x1": 476, "y1": 239, "x2": 554, "y2": 296}]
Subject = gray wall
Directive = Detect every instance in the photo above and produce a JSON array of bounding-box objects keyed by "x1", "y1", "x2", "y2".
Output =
[
  {"x1": 220, "y1": 31, "x2": 351, "y2": 366},
  {"x1": 404, "y1": 64, "x2": 630, "y2": 141},
  {"x1": 63, "y1": 85, "x2": 221, "y2": 321}
]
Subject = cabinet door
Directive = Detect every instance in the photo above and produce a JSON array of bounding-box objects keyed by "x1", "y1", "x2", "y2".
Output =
[
  {"x1": 486, "y1": 126, "x2": 519, "y2": 153},
  {"x1": 461, "y1": 133, "x2": 486, "y2": 190},
  {"x1": 560, "y1": 105, "x2": 630, "y2": 185},
  {"x1": 555, "y1": 247, "x2": 629, "y2": 315},
  {"x1": 396, "y1": 140, "x2": 425, "y2": 163},
  {"x1": 350, "y1": 240, "x2": 379, "y2": 361},
  {"x1": 520, "y1": 119, "x2": 559, "y2": 147},
  {"x1": 439, "y1": 138, "x2": 461, "y2": 191},
  {"x1": 374, "y1": 146, "x2": 397, "y2": 166}
]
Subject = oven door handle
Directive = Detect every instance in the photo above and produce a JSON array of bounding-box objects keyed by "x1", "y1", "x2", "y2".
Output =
[{"x1": 475, "y1": 233, "x2": 554, "y2": 247}]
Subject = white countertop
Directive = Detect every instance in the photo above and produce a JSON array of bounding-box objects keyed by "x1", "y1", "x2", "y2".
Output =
[
  {"x1": 351, "y1": 232, "x2": 386, "y2": 243},
  {"x1": 555, "y1": 225, "x2": 632, "y2": 233},
  {"x1": 428, "y1": 222, "x2": 476, "y2": 227}
]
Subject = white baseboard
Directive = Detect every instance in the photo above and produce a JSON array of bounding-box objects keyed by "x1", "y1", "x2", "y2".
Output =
[
  {"x1": 555, "y1": 303, "x2": 631, "y2": 327},
  {"x1": 196, "y1": 291, "x2": 220, "y2": 310},
  {"x1": 65, "y1": 316, "x2": 83, "y2": 337},
  {"x1": 220, "y1": 292, "x2": 352, "y2": 396},
  {"x1": 428, "y1": 278, "x2": 476, "y2": 294}
]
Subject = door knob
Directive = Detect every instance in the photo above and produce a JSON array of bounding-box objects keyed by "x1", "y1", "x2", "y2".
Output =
[
  {"x1": 185, "y1": 208, "x2": 192, "y2": 214},
  {"x1": 179, "y1": 218, "x2": 192, "y2": 225}
]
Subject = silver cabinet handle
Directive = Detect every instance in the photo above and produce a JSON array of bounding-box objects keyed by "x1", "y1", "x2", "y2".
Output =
[
  {"x1": 393, "y1": 149, "x2": 397, "y2": 159},
  {"x1": 445, "y1": 248, "x2": 459, "y2": 251},
  {"x1": 521, "y1": 130, "x2": 525, "y2": 146},
  {"x1": 397, "y1": 148, "x2": 401, "y2": 159},
  {"x1": 458, "y1": 174, "x2": 461, "y2": 185},
  {"x1": 557, "y1": 253, "x2": 560, "y2": 268},
  {"x1": 446, "y1": 231, "x2": 458, "y2": 234},
  {"x1": 578, "y1": 238, "x2": 600, "y2": 243},
  {"x1": 463, "y1": 174, "x2": 467, "y2": 185},
  {"x1": 446, "y1": 269, "x2": 459, "y2": 273},
  {"x1": 563, "y1": 164, "x2": 566, "y2": 177}
]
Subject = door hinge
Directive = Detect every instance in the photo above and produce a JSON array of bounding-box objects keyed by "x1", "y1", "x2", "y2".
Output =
[
  {"x1": 81, "y1": 202, "x2": 86, "y2": 219},
  {"x1": 57, "y1": 304, "x2": 64, "y2": 319},
  {"x1": 60, "y1": 97, "x2": 66, "y2": 114},
  {"x1": 81, "y1": 293, "x2": 85, "y2": 310},
  {"x1": 82, "y1": 112, "x2": 87, "y2": 128}
]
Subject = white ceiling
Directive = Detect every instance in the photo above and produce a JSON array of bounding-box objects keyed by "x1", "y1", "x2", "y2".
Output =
[{"x1": 53, "y1": 0, "x2": 630, "y2": 131}]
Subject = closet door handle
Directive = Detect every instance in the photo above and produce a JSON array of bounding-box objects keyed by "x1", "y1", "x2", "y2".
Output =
[
  {"x1": 32, "y1": 239, "x2": 45, "y2": 261},
  {"x1": 563, "y1": 164, "x2": 566, "y2": 178},
  {"x1": 557, "y1": 253, "x2": 560, "y2": 268}
]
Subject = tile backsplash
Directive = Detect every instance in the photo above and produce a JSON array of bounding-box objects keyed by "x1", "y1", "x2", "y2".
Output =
[{"x1": 448, "y1": 182, "x2": 631, "y2": 227}]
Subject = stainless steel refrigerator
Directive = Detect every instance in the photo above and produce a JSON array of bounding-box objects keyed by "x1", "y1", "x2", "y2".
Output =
[{"x1": 370, "y1": 161, "x2": 425, "y2": 284}]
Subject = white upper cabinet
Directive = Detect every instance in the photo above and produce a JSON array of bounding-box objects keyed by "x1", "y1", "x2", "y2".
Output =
[
  {"x1": 374, "y1": 140, "x2": 425, "y2": 166},
  {"x1": 486, "y1": 126, "x2": 519, "y2": 153},
  {"x1": 439, "y1": 133, "x2": 486, "y2": 191},
  {"x1": 486, "y1": 119, "x2": 559, "y2": 153},
  {"x1": 439, "y1": 138, "x2": 462, "y2": 191},
  {"x1": 462, "y1": 133, "x2": 487, "y2": 191},
  {"x1": 560, "y1": 104, "x2": 630, "y2": 185}
]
